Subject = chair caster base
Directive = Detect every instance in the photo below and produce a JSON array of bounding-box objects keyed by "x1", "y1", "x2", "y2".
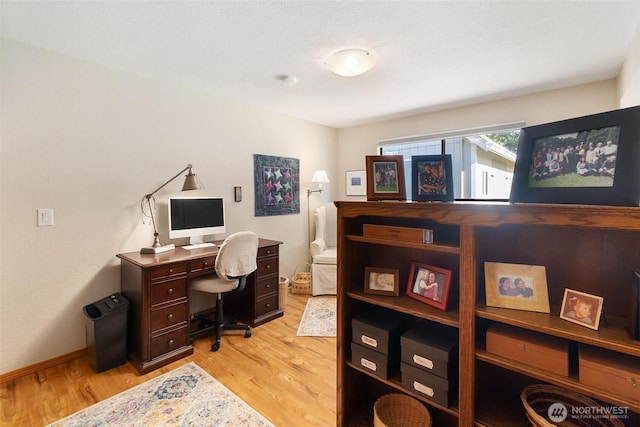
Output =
[
  {"x1": 244, "y1": 330, "x2": 252, "y2": 338},
  {"x1": 211, "y1": 342, "x2": 221, "y2": 352}
]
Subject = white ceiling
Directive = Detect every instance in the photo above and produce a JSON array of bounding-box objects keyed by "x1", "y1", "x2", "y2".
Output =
[{"x1": 2, "y1": 1, "x2": 640, "y2": 128}]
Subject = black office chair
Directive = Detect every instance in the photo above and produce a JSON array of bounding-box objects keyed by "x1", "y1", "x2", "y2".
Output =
[{"x1": 189, "y1": 231, "x2": 259, "y2": 351}]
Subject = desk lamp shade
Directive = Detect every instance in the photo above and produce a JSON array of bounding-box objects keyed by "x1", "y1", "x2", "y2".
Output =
[{"x1": 141, "y1": 164, "x2": 205, "y2": 254}]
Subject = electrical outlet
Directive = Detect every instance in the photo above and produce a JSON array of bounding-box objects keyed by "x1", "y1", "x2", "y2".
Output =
[{"x1": 37, "y1": 208, "x2": 54, "y2": 226}]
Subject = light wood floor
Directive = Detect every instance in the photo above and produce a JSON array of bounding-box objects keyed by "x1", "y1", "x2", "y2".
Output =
[{"x1": 0, "y1": 293, "x2": 337, "y2": 427}]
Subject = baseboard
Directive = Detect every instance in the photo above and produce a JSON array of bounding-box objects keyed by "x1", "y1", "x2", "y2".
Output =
[{"x1": 0, "y1": 348, "x2": 87, "y2": 384}]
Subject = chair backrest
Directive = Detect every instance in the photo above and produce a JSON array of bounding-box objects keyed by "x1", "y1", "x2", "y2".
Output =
[
  {"x1": 314, "y1": 203, "x2": 337, "y2": 247},
  {"x1": 215, "y1": 231, "x2": 259, "y2": 281}
]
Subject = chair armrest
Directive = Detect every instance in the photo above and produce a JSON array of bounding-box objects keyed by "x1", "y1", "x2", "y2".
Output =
[{"x1": 310, "y1": 238, "x2": 327, "y2": 257}]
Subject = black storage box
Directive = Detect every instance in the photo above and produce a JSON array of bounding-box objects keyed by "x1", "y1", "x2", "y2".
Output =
[
  {"x1": 401, "y1": 362, "x2": 454, "y2": 407},
  {"x1": 351, "y1": 342, "x2": 399, "y2": 380},
  {"x1": 83, "y1": 293, "x2": 129, "y2": 373},
  {"x1": 401, "y1": 320, "x2": 458, "y2": 380},
  {"x1": 351, "y1": 307, "x2": 411, "y2": 356}
]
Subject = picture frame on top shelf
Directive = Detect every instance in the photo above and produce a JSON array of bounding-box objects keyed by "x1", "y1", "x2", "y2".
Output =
[
  {"x1": 365, "y1": 155, "x2": 407, "y2": 201},
  {"x1": 411, "y1": 154, "x2": 454, "y2": 202},
  {"x1": 364, "y1": 267, "x2": 400, "y2": 296},
  {"x1": 560, "y1": 288, "x2": 604, "y2": 330},
  {"x1": 406, "y1": 262, "x2": 452, "y2": 311},
  {"x1": 484, "y1": 262, "x2": 550, "y2": 313},
  {"x1": 509, "y1": 105, "x2": 640, "y2": 206}
]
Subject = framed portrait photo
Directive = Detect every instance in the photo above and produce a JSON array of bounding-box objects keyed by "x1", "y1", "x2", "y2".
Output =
[
  {"x1": 411, "y1": 155, "x2": 454, "y2": 202},
  {"x1": 406, "y1": 262, "x2": 452, "y2": 311},
  {"x1": 510, "y1": 105, "x2": 640, "y2": 206},
  {"x1": 364, "y1": 267, "x2": 399, "y2": 296},
  {"x1": 560, "y1": 288, "x2": 604, "y2": 330},
  {"x1": 484, "y1": 262, "x2": 550, "y2": 313},
  {"x1": 365, "y1": 155, "x2": 407, "y2": 201},
  {"x1": 345, "y1": 170, "x2": 367, "y2": 196}
]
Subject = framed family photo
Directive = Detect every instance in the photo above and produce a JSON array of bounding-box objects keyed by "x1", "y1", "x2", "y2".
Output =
[
  {"x1": 510, "y1": 105, "x2": 640, "y2": 206},
  {"x1": 406, "y1": 262, "x2": 452, "y2": 311},
  {"x1": 560, "y1": 288, "x2": 604, "y2": 330},
  {"x1": 365, "y1": 155, "x2": 407, "y2": 201},
  {"x1": 411, "y1": 154, "x2": 454, "y2": 202},
  {"x1": 364, "y1": 267, "x2": 400, "y2": 296},
  {"x1": 484, "y1": 262, "x2": 550, "y2": 313}
]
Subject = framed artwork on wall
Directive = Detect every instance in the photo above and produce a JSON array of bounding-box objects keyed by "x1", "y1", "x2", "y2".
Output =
[
  {"x1": 345, "y1": 170, "x2": 367, "y2": 196},
  {"x1": 253, "y1": 154, "x2": 300, "y2": 216}
]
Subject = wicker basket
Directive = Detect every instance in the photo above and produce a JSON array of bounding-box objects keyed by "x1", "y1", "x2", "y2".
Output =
[
  {"x1": 373, "y1": 393, "x2": 432, "y2": 427},
  {"x1": 520, "y1": 384, "x2": 625, "y2": 427},
  {"x1": 291, "y1": 262, "x2": 311, "y2": 294}
]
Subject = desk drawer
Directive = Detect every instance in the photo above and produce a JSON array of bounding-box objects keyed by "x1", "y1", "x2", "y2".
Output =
[
  {"x1": 151, "y1": 302, "x2": 188, "y2": 333},
  {"x1": 189, "y1": 257, "x2": 216, "y2": 275},
  {"x1": 150, "y1": 326, "x2": 188, "y2": 359},
  {"x1": 256, "y1": 257, "x2": 278, "y2": 277},
  {"x1": 255, "y1": 294, "x2": 278, "y2": 318},
  {"x1": 150, "y1": 264, "x2": 187, "y2": 282},
  {"x1": 151, "y1": 278, "x2": 187, "y2": 306},
  {"x1": 256, "y1": 276, "x2": 278, "y2": 299},
  {"x1": 258, "y1": 245, "x2": 279, "y2": 258}
]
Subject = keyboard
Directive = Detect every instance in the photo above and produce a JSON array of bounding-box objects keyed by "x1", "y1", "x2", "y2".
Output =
[{"x1": 183, "y1": 242, "x2": 216, "y2": 250}]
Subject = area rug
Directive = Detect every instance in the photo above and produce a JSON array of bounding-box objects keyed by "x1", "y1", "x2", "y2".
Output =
[
  {"x1": 48, "y1": 362, "x2": 274, "y2": 427},
  {"x1": 296, "y1": 296, "x2": 337, "y2": 337}
]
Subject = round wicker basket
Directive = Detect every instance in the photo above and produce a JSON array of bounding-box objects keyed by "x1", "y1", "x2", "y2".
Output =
[
  {"x1": 520, "y1": 384, "x2": 625, "y2": 427},
  {"x1": 373, "y1": 393, "x2": 432, "y2": 427}
]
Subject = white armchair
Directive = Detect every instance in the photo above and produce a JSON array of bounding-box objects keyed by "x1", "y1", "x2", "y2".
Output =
[{"x1": 310, "y1": 203, "x2": 337, "y2": 296}]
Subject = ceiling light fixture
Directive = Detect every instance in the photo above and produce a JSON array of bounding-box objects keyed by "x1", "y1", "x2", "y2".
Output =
[{"x1": 324, "y1": 49, "x2": 375, "y2": 77}]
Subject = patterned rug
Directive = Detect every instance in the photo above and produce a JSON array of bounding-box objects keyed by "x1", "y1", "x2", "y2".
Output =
[
  {"x1": 296, "y1": 296, "x2": 337, "y2": 337},
  {"x1": 48, "y1": 362, "x2": 274, "y2": 427}
]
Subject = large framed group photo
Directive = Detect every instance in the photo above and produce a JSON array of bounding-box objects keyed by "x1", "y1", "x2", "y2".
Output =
[{"x1": 509, "y1": 105, "x2": 640, "y2": 206}]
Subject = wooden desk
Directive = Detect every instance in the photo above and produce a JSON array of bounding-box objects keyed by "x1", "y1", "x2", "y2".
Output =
[{"x1": 117, "y1": 238, "x2": 282, "y2": 374}]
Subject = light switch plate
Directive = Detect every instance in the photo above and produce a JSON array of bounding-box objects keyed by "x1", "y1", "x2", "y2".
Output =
[{"x1": 37, "y1": 208, "x2": 54, "y2": 226}]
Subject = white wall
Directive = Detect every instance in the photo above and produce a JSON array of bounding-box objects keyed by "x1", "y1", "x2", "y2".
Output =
[
  {"x1": 336, "y1": 80, "x2": 620, "y2": 198},
  {"x1": 0, "y1": 39, "x2": 337, "y2": 374},
  {"x1": 618, "y1": 21, "x2": 640, "y2": 107}
]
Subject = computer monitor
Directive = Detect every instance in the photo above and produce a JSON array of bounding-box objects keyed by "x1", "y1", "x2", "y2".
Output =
[{"x1": 168, "y1": 196, "x2": 226, "y2": 244}]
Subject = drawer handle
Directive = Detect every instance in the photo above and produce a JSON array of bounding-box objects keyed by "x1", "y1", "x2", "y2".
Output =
[
  {"x1": 266, "y1": 265, "x2": 271, "y2": 270},
  {"x1": 265, "y1": 303, "x2": 270, "y2": 308},
  {"x1": 631, "y1": 377, "x2": 637, "y2": 388},
  {"x1": 168, "y1": 339, "x2": 174, "y2": 347},
  {"x1": 168, "y1": 288, "x2": 174, "y2": 295},
  {"x1": 519, "y1": 344, "x2": 528, "y2": 352},
  {"x1": 266, "y1": 250, "x2": 271, "y2": 254},
  {"x1": 265, "y1": 284, "x2": 270, "y2": 289},
  {"x1": 167, "y1": 313, "x2": 173, "y2": 320},
  {"x1": 204, "y1": 262, "x2": 208, "y2": 267},
  {"x1": 169, "y1": 269, "x2": 173, "y2": 274}
]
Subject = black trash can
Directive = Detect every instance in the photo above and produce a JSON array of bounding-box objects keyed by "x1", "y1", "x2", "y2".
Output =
[{"x1": 83, "y1": 293, "x2": 129, "y2": 373}]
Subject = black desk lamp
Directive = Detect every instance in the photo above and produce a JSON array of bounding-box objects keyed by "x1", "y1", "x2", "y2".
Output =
[{"x1": 140, "y1": 164, "x2": 204, "y2": 254}]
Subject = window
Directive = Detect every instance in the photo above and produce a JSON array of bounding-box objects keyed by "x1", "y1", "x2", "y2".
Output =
[{"x1": 379, "y1": 123, "x2": 523, "y2": 200}]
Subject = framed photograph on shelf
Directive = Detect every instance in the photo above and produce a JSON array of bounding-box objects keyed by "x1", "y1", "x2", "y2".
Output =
[
  {"x1": 560, "y1": 288, "x2": 604, "y2": 330},
  {"x1": 411, "y1": 155, "x2": 454, "y2": 202},
  {"x1": 365, "y1": 155, "x2": 407, "y2": 201},
  {"x1": 484, "y1": 262, "x2": 550, "y2": 313},
  {"x1": 406, "y1": 262, "x2": 452, "y2": 311},
  {"x1": 364, "y1": 267, "x2": 400, "y2": 296},
  {"x1": 509, "y1": 105, "x2": 640, "y2": 206},
  {"x1": 345, "y1": 170, "x2": 367, "y2": 196}
]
